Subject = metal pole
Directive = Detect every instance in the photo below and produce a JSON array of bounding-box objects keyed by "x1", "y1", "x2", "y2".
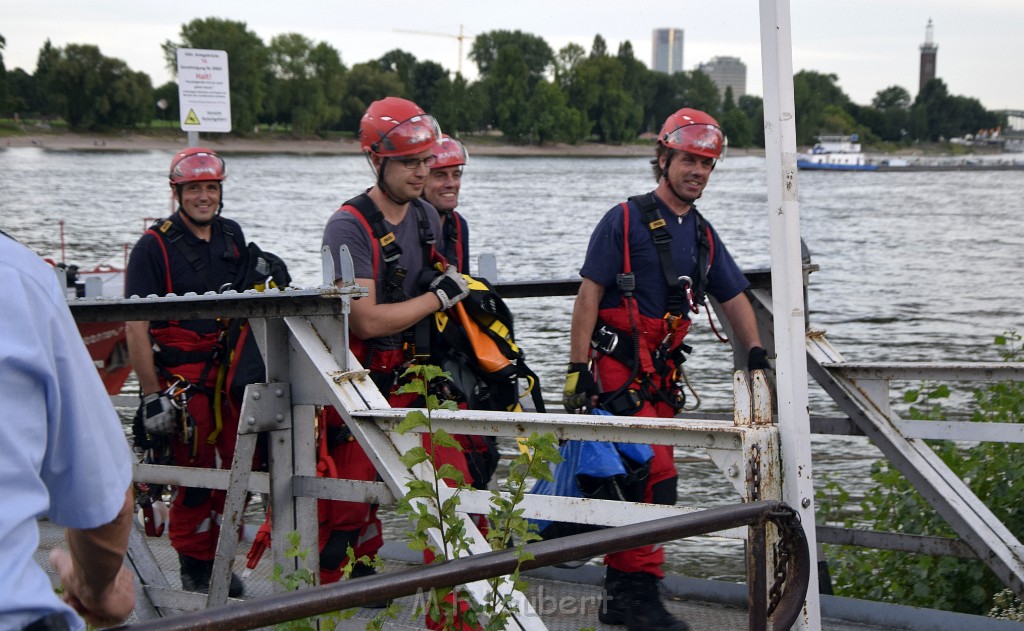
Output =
[{"x1": 758, "y1": 0, "x2": 821, "y2": 629}]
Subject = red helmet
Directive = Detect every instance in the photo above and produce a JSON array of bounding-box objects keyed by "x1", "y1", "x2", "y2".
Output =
[
  {"x1": 431, "y1": 134, "x2": 468, "y2": 169},
  {"x1": 359, "y1": 97, "x2": 440, "y2": 158},
  {"x1": 658, "y1": 108, "x2": 726, "y2": 160},
  {"x1": 169, "y1": 147, "x2": 226, "y2": 185}
]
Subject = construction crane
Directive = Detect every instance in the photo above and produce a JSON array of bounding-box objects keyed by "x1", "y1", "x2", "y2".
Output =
[{"x1": 393, "y1": 24, "x2": 468, "y2": 75}]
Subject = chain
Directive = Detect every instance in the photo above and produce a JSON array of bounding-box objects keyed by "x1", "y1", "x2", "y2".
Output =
[
  {"x1": 748, "y1": 443, "x2": 762, "y2": 502},
  {"x1": 766, "y1": 504, "x2": 802, "y2": 617}
]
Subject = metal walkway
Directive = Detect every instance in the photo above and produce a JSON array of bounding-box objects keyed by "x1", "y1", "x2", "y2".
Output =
[{"x1": 36, "y1": 520, "x2": 885, "y2": 631}]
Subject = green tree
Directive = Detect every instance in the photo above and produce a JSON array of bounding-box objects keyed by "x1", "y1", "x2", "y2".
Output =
[
  {"x1": 721, "y1": 107, "x2": 753, "y2": 148},
  {"x1": 266, "y1": 33, "x2": 345, "y2": 135},
  {"x1": 617, "y1": 40, "x2": 659, "y2": 135},
  {"x1": 409, "y1": 60, "x2": 447, "y2": 114},
  {"x1": 646, "y1": 71, "x2": 687, "y2": 134},
  {"x1": 164, "y1": 18, "x2": 269, "y2": 134},
  {"x1": 36, "y1": 43, "x2": 152, "y2": 130},
  {"x1": 563, "y1": 50, "x2": 639, "y2": 143},
  {"x1": 34, "y1": 39, "x2": 63, "y2": 117},
  {"x1": 0, "y1": 34, "x2": 9, "y2": 116},
  {"x1": 864, "y1": 85, "x2": 912, "y2": 142},
  {"x1": 738, "y1": 95, "x2": 765, "y2": 147},
  {"x1": 337, "y1": 61, "x2": 406, "y2": 131},
  {"x1": 153, "y1": 81, "x2": 178, "y2": 122},
  {"x1": 6, "y1": 67, "x2": 38, "y2": 115},
  {"x1": 489, "y1": 45, "x2": 532, "y2": 141},
  {"x1": 553, "y1": 43, "x2": 585, "y2": 91},
  {"x1": 469, "y1": 30, "x2": 553, "y2": 82},
  {"x1": 793, "y1": 70, "x2": 852, "y2": 145},
  {"x1": 377, "y1": 48, "x2": 416, "y2": 97},
  {"x1": 722, "y1": 86, "x2": 736, "y2": 113},
  {"x1": 431, "y1": 73, "x2": 488, "y2": 136},
  {"x1": 527, "y1": 79, "x2": 588, "y2": 144},
  {"x1": 684, "y1": 70, "x2": 722, "y2": 119}
]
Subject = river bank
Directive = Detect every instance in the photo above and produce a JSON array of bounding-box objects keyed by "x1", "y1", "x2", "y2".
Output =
[
  {"x1": 1, "y1": 130, "x2": 766, "y2": 158},
  {"x1": 0, "y1": 130, "x2": 656, "y2": 157}
]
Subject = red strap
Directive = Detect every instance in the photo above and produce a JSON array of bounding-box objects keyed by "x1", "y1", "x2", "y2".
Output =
[
  {"x1": 451, "y1": 213, "x2": 465, "y2": 272},
  {"x1": 706, "y1": 225, "x2": 715, "y2": 272},
  {"x1": 144, "y1": 228, "x2": 173, "y2": 293}
]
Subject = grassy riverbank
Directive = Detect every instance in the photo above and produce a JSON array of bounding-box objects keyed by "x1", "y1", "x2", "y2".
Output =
[
  {"x1": 0, "y1": 126, "x2": 644, "y2": 157},
  {"x1": 0, "y1": 124, "x2": 769, "y2": 158}
]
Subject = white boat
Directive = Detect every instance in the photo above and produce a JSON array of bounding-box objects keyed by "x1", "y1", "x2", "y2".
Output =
[{"x1": 797, "y1": 134, "x2": 878, "y2": 171}]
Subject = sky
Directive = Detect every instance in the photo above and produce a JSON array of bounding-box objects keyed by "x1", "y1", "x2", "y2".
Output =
[{"x1": 2, "y1": 0, "x2": 1021, "y2": 111}]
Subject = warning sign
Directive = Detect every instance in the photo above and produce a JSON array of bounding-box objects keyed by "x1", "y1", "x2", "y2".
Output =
[{"x1": 176, "y1": 48, "x2": 231, "y2": 133}]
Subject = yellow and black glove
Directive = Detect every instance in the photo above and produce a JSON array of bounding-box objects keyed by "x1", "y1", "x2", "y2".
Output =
[{"x1": 563, "y1": 362, "x2": 598, "y2": 412}]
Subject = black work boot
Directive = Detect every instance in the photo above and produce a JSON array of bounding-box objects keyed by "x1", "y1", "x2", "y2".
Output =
[
  {"x1": 598, "y1": 566, "x2": 629, "y2": 625},
  {"x1": 620, "y1": 570, "x2": 690, "y2": 631},
  {"x1": 351, "y1": 562, "x2": 390, "y2": 609},
  {"x1": 179, "y1": 553, "x2": 245, "y2": 598}
]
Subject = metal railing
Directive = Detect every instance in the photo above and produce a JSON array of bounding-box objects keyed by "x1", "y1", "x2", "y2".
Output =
[{"x1": 114, "y1": 501, "x2": 809, "y2": 631}]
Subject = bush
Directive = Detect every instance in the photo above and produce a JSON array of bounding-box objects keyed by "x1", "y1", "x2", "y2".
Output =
[{"x1": 820, "y1": 331, "x2": 1024, "y2": 615}]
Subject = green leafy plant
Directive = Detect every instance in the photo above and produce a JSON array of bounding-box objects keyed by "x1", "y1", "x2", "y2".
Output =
[
  {"x1": 393, "y1": 364, "x2": 561, "y2": 631},
  {"x1": 271, "y1": 531, "x2": 352, "y2": 630},
  {"x1": 819, "y1": 331, "x2": 1024, "y2": 615}
]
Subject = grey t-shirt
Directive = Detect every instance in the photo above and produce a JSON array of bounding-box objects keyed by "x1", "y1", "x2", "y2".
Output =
[{"x1": 322, "y1": 195, "x2": 442, "y2": 346}]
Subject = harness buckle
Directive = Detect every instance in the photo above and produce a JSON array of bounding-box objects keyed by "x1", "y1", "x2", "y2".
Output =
[{"x1": 677, "y1": 275, "x2": 700, "y2": 314}]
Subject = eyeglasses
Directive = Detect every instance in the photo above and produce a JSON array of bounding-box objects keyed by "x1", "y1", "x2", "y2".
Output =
[{"x1": 395, "y1": 155, "x2": 438, "y2": 170}]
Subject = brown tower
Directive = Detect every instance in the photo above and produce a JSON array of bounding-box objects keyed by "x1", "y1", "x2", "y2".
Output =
[{"x1": 919, "y1": 19, "x2": 938, "y2": 95}]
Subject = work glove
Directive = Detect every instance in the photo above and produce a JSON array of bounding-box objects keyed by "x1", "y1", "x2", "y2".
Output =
[
  {"x1": 747, "y1": 346, "x2": 777, "y2": 405},
  {"x1": 430, "y1": 265, "x2": 471, "y2": 311},
  {"x1": 139, "y1": 392, "x2": 178, "y2": 436},
  {"x1": 747, "y1": 347, "x2": 772, "y2": 372},
  {"x1": 563, "y1": 362, "x2": 598, "y2": 412}
]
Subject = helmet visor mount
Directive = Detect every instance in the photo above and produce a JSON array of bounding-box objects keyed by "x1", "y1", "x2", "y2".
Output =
[
  {"x1": 662, "y1": 124, "x2": 726, "y2": 162},
  {"x1": 432, "y1": 136, "x2": 469, "y2": 170},
  {"x1": 170, "y1": 151, "x2": 226, "y2": 185},
  {"x1": 370, "y1": 114, "x2": 441, "y2": 158}
]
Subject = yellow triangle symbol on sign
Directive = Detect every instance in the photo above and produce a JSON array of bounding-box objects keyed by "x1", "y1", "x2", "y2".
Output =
[{"x1": 183, "y1": 109, "x2": 201, "y2": 125}]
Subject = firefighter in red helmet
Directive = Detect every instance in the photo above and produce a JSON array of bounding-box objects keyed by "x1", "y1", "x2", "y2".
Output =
[
  {"x1": 423, "y1": 134, "x2": 471, "y2": 272},
  {"x1": 126, "y1": 147, "x2": 249, "y2": 597},
  {"x1": 563, "y1": 108, "x2": 769, "y2": 631},
  {"x1": 319, "y1": 98, "x2": 474, "y2": 600}
]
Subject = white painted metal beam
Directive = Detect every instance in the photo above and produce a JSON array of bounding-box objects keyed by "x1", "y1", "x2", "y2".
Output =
[{"x1": 759, "y1": 0, "x2": 822, "y2": 628}]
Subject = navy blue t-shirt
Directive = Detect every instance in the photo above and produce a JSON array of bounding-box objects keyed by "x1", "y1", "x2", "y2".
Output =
[
  {"x1": 579, "y1": 194, "x2": 749, "y2": 319},
  {"x1": 125, "y1": 212, "x2": 246, "y2": 333}
]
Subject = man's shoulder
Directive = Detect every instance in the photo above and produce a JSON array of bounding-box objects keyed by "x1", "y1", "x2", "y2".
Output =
[{"x1": 0, "y1": 235, "x2": 60, "y2": 296}]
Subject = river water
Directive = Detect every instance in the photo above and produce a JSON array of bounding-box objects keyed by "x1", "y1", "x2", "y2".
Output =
[{"x1": 2, "y1": 146, "x2": 1023, "y2": 581}]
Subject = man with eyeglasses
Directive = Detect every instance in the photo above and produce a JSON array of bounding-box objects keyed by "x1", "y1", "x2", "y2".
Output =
[{"x1": 318, "y1": 97, "x2": 473, "y2": 592}]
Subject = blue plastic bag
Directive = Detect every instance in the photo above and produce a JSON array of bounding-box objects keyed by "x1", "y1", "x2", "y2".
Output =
[{"x1": 528, "y1": 409, "x2": 654, "y2": 537}]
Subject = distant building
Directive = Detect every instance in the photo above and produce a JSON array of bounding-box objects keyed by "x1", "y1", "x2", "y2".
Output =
[
  {"x1": 697, "y1": 56, "x2": 747, "y2": 101},
  {"x1": 652, "y1": 28, "x2": 684, "y2": 74},
  {"x1": 919, "y1": 18, "x2": 938, "y2": 95}
]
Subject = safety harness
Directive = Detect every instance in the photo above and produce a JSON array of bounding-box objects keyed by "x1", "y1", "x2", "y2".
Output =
[
  {"x1": 142, "y1": 217, "x2": 246, "y2": 452},
  {"x1": 591, "y1": 193, "x2": 715, "y2": 414},
  {"x1": 340, "y1": 193, "x2": 443, "y2": 379},
  {"x1": 441, "y1": 211, "x2": 467, "y2": 273}
]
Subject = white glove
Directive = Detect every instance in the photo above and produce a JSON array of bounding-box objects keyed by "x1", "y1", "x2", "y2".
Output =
[
  {"x1": 140, "y1": 392, "x2": 178, "y2": 436},
  {"x1": 429, "y1": 265, "x2": 471, "y2": 311}
]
